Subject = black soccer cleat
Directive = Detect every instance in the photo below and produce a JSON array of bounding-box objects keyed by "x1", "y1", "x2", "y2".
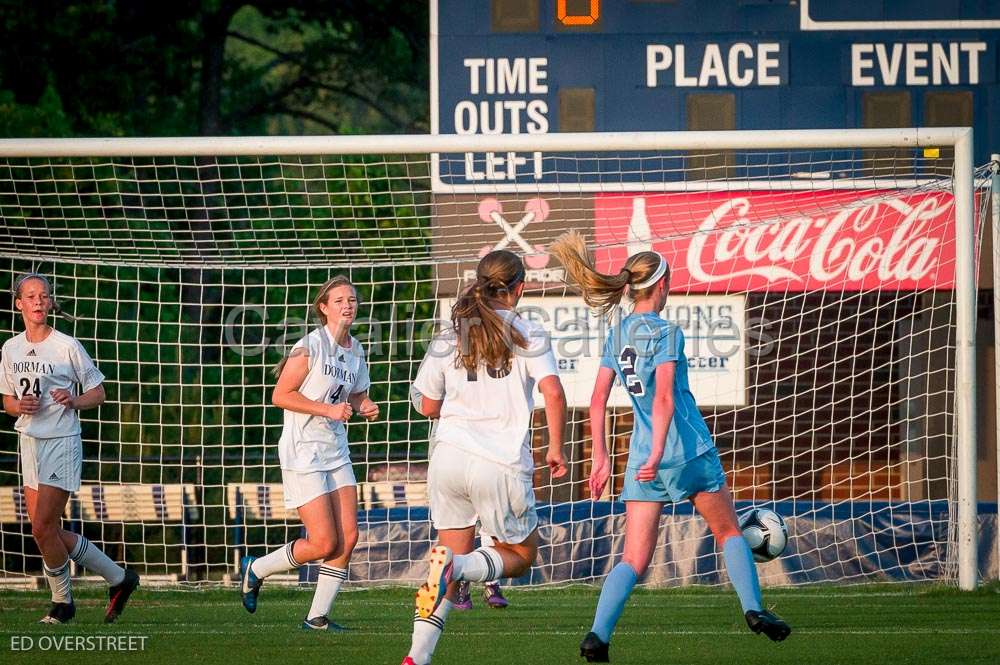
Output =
[
  {"x1": 105, "y1": 569, "x2": 140, "y2": 624},
  {"x1": 580, "y1": 631, "x2": 610, "y2": 662},
  {"x1": 39, "y1": 601, "x2": 76, "y2": 625},
  {"x1": 745, "y1": 609, "x2": 791, "y2": 642}
]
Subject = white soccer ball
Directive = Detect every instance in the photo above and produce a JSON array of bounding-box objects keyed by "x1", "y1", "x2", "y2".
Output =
[{"x1": 738, "y1": 508, "x2": 788, "y2": 563}]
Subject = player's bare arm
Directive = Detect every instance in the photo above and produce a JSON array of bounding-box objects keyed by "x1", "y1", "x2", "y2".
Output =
[
  {"x1": 272, "y1": 349, "x2": 351, "y2": 420},
  {"x1": 50, "y1": 384, "x2": 104, "y2": 410},
  {"x1": 349, "y1": 390, "x2": 379, "y2": 421},
  {"x1": 588, "y1": 366, "x2": 616, "y2": 499},
  {"x1": 636, "y1": 362, "x2": 675, "y2": 482},
  {"x1": 3, "y1": 393, "x2": 39, "y2": 416},
  {"x1": 539, "y1": 374, "x2": 567, "y2": 478}
]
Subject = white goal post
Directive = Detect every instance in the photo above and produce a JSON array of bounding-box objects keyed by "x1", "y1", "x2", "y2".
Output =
[{"x1": 0, "y1": 128, "x2": 983, "y2": 591}]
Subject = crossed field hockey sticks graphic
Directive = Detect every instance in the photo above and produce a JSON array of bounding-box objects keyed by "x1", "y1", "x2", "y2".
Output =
[{"x1": 476, "y1": 197, "x2": 551, "y2": 269}]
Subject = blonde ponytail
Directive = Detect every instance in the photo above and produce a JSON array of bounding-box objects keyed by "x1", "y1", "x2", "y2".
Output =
[{"x1": 549, "y1": 231, "x2": 668, "y2": 319}]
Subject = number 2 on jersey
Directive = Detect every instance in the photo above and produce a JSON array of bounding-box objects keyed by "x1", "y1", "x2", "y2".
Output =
[
  {"x1": 18, "y1": 377, "x2": 40, "y2": 399},
  {"x1": 618, "y1": 346, "x2": 644, "y2": 396}
]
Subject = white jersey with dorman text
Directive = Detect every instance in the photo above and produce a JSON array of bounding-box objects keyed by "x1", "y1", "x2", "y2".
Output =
[
  {"x1": 413, "y1": 310, "x2": 558, "y2": 478},
  {"x1": 278, "y1": 327, "x2": 371, "y2": 472},
  {"x1": 0, "y1": 329, "x2": 105, "y2": 439}
]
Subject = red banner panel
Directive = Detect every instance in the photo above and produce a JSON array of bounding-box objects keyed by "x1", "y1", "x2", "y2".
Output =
[{"x1": 593, "y1": 191, "x2": 959, "y2": 291}]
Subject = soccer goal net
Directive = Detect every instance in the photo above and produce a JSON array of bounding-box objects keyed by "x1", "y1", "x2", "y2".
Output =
[{"x1": 0, "y1": 130, "x2": 990, "y2": 590}]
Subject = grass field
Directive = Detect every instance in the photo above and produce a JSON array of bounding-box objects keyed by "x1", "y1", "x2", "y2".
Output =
[{"x1": 1, "y1": 583, "x2": 998, "y2": 664}]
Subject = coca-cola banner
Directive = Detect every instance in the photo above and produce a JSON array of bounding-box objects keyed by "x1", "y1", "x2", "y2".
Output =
[{"x1": 593, "y1": 191, "x2": 959, "y2": 291}]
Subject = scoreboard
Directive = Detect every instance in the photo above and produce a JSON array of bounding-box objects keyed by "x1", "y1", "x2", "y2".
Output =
[{"x1": 431, "y1": 0, "x2": 1000, "y2": 192}]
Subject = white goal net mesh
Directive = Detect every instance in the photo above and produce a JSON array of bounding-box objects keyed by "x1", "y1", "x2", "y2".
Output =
[{"x1": 0, "y1": 143, "x2": 989, "y2": 587}]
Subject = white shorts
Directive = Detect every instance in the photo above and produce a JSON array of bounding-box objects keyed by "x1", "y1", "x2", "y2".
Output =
[
  {"x1": 428, "y1": 443, "x2": 537, "y2": 544},
  {"x1": 20, "y1": 434, "x2": 82, "y2": 492},
  {"x1": 281, "y1": 464, "x2": 356, "y2": 509}
]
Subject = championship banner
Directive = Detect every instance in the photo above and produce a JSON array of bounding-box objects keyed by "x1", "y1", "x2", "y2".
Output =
[
  {"x1": 593, "y1": 191, "x2": 961, "y2": 291},
  {"x1": 438, "y1": 295, "x2": 746, "y2": 408}
]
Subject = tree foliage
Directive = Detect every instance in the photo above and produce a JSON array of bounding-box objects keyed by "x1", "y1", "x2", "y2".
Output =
[{"x1": 0, "y1": 0, "x2": 428, "y2": 137}]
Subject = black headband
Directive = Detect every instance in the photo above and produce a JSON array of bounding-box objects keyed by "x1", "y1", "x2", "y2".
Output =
[
  {"x1": 478, "y1": 264, "x2": 525, "y2": 291},
  {"x1": 508, "y1": 263, "x2": 526, "y2": 288}
]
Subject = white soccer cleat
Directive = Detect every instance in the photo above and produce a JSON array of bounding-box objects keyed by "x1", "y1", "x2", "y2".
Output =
[{"x1": 415, "y1": 545, "x2": 453, "y2": 619}]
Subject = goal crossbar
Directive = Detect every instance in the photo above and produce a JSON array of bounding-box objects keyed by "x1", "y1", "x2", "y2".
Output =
[{"x1": 0, "y1": 127, "x2": 974, "y2": 157}]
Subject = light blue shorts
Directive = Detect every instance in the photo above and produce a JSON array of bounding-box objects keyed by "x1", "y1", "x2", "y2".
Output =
[{"x1": 621, "y1": 448, "x2": 726, "y2": 503}]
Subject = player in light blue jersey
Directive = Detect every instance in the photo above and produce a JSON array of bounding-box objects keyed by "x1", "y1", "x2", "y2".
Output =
[{"x1": 550, "y1": 233, "x2": 790, "y2": 663}]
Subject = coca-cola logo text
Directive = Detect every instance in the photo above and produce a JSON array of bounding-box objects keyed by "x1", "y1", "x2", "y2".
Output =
[{"x1": 594, "y1": 191, "x2": 962, "y2": 292}]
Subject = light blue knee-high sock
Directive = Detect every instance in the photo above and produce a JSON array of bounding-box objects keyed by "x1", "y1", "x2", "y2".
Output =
[
  {"x1": 590, "y1": 562, "x2": 639, "y2": 643},
  {"x1": 723, "y1": 536, "x2": 763, "y2": 613}
]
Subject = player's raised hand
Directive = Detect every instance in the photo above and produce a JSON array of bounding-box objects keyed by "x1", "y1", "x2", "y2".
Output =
[
  {"x1": 18, "y1": 394, "x2": 40, "y2": 415},
  {"x1": 546, "y1": 448, "x2": 567, "y2": 479},
  {"x1": 358, "y1": 399, "x2": 379, "y2": 421},
  {"x1": 588, "y1": 454, "x2": 611, "y2": 500},
  {"x1": 327, "y1": 402, "x2": 353, "y2": 421},
  {"x1": 50, "y1": 388, "x2": 75, "y2": 409}
]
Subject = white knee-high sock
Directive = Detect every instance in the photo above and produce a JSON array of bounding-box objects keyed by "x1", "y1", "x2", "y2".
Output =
[
  {"x1": 251, "y1": 541, "x2": 301, "y2": 579},
  {"x1": 478, "y1": 535, "x2": 501, "y2": 589},
  {"x1": 408, "y1": 598, "x2": 452, "y2": 664},
  {"x1": 43, "y1": 559, "x2": 72, "y2": 604},
  {"x1": 451, "y1": 547, "x2": 504, "y2": 583},
  {"x1": 69, "y1": 535, "x2": 126, "y2": 586},
  {"x1": 307, "y1": 565, "x2": 347, "y2": 620}
]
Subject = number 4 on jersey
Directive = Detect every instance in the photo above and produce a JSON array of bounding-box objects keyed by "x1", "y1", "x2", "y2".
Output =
[
  {"x1": 618, "y1": 346, "x2": 644, "y2": 396},
  {"x1": 330, "y1": 384, "x2": 345, "y2": 402}
]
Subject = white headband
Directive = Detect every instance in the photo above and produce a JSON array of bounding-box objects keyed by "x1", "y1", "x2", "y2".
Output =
[
  {"x1": 632, "y1": 254, "x2": 668, "y2": 290},
  {"x1": 13, "y1": 272, "x2": 51, "y2": 296}
]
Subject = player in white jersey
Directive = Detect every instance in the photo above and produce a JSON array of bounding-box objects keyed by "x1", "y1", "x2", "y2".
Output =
[
  {"x1": 239, "y1": 275, "x2": 379, "y2": 630},
  {"x1": 550, "y1": 233, "x2": 790, "y2": 663},
  {"x1": 0, "y1": 274, "x2": 139, "y2": 625},
  {"x1": 400, "y1": 250, "x2": 568, "y2": 665}
]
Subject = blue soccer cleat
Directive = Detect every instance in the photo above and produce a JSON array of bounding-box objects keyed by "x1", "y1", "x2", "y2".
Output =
[
  {"x1": 239, "y1": 555, "x2": 263, "y2": 614},
  {"x1": 302, "y1": 615, "x2": 350, "y2": 631}
]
